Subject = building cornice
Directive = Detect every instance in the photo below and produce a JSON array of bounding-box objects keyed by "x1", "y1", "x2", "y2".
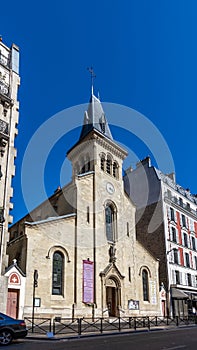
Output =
[{"x1": 67, "y1": 129, "x2": 127, "y2": 161}]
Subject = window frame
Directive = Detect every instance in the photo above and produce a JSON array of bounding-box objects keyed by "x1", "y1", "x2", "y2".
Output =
[
  {"x1": 106, "y1": 155, "x2": 112, "y2": 175},
  {"x1": 173, "y1": 249, "x2": 179, "y2": 264},
  {"x1": 175, "y1": 270, "x2": 180, "y2": 284},
  {"x1": 191, "y1": 236, "x2": 196, "y2": 251},
  {"x1": 171, "y1": 226, "x2": 177, "y2": 243},
  {"x1": 170, "y1": 207, "x2": 175, "y2": 222},
  {"x1": 142, "y1": 269, "x2": 149, "y2": 302},
  {"x1": 105, "y1": 202, "x2": 117, "y2": 243},
  {"x1": 183, "y1": 232, "x2": 188, "y2": 248},
  {"x1": 52, "y1": 251, "x2": 64, "y2": 295},
  {"x1": 185, "y1": 252, "x2": 190, "y2": 268},
  {"x1": 187, "y1": 273, "x2": 192, "y2": 287},
  {"x1": 181, "y1": 214, "x2": 186, "y2": 228}
]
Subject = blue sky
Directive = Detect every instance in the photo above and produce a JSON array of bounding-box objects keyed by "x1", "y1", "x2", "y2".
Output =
[{"x1": 1, "y1": 0, "x2": 197, "y2": 222}]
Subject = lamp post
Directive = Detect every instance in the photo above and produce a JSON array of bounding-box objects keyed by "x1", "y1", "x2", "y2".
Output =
[{"x1": 32, "y1": 270, "x2": 38, "y2": 333}]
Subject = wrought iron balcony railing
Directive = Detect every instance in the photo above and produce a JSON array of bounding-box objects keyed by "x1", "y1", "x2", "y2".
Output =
[
  {"x1": 0, "y1": 80, "x2": 9, "y2": 96},
  {"x1": 0, "y1": 119, "x2": 9, "y2": 135},
  {"x1": 0, "y1": 53, "x2": 9, "y2": 68},
  {"x1": 164, "y1": 192, "x2": 197, "y2": 217}
]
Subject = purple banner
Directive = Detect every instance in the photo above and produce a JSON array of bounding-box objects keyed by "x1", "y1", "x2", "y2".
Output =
[{"x1": 83, "y1": 260, "x2": 94, "y2": 303}]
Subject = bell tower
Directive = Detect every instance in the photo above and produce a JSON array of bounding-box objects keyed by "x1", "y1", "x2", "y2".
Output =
[{"x1": 67, "y1": 89, "x2": 133, "y2": 317}]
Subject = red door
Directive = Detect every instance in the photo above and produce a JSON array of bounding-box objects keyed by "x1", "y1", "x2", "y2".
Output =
[{"x1": 6, "y1": 289, "x2": 19, "y2": 319}]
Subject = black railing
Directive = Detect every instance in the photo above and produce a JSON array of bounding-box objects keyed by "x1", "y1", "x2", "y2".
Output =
[
  {"x1": 25, "y1": 315, "x2": 197, "y2": 336},
  {"x1": 25, "y1": 317, "x2": 52, "y2": 334}
]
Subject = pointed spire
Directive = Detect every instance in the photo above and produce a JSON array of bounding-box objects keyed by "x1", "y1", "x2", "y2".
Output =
[
  {"x1": 79, "y1": 93, "x2": 113, "y2": 141},
  {"x1": 79, "y1": 68, "x2": 113, "y2": 141}
]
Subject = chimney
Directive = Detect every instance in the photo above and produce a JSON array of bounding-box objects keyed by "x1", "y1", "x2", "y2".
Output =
[
  {"x1": 166, "y1": 172, "x2": 176, "y2": 183},
  {"x1": 136, "y1": 156, "x2": 151, "y2": 168}
]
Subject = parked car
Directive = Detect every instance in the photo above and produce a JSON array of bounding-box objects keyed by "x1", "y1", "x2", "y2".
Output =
[{"x1": 0, "y1": 312, "x2": 28, "y2": 345}]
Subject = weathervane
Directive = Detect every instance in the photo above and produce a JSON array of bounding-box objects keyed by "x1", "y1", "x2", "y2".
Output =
[{"x1": 87, "y1": 66, "x2": 96, "y2": 94}]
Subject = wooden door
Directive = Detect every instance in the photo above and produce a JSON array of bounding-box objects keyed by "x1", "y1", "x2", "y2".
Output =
[
  {"x1": 6, "y1": 289, "x2": 19, "y2": 319},
  {"x1": 106, "y1": 286, "x2": 117, "y2": 317}
]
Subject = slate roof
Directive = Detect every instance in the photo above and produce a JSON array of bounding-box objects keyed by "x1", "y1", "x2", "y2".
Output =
[{"x1": 79, "y1": 93, "x2": 113, "y2": 141}]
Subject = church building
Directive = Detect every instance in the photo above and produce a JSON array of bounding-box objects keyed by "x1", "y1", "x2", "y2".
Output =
[{"x1": 6, "y1": 91, "x2": 161, "y2": 319}]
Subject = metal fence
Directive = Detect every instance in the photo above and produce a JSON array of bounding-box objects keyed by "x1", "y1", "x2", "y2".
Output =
[
  {"x1": 25, "y1": 315, "x2": 197, "y2": 336},
  {"x1": 25, "y1": 317, "x2": 52, "y2": 334}
]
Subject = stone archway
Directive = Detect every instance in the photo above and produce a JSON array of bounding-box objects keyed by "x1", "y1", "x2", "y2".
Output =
[{"x1": 105, "y1": 276, "x2": 121, "y2": 317}]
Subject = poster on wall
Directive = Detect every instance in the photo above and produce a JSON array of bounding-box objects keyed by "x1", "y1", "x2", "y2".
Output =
[
  {"x1": 150, "y1": 280, "x2": 157, "y2": 305},
  {"x1": 83, "y1": 260, "x2": 94, "y2": 304},
  {"x1": 128, "y1": 300, "x2": 139, "y2": 310}
]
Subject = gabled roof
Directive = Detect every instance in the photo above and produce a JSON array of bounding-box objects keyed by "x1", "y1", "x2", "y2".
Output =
[
  {"x1": 5, "y1": 261, "x2": 26, "y2": 277},
  {"x1": 79, "y1": 93, "x2": 113, "y2": 141},
  {"x1": 99, "y1": 262, "x2": 125, "y2": 279}
]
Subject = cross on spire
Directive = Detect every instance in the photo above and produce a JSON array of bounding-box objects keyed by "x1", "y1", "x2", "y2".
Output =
[{"x1": 87, "y1": 66, "x2": 96, "y2": 95}]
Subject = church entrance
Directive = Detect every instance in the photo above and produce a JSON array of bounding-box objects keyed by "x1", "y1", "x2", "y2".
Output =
[
  {"x1": 106, "y1": 286, "x2": 117, "y2": 316},
  {"x1": 106, "y1": 277, "x2": 120, "y2": 317},
  {"x1": 6, "y1": 289, "x2": 19, "y2": 319}
]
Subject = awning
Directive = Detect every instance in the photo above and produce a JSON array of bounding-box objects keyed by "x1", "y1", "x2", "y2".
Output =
[
  {"x1": 171, "y1": 288, "x2": 188, "y2": 299},
  {"x1": 183, "y1": 291, "x2": 197, "y2": 300}
]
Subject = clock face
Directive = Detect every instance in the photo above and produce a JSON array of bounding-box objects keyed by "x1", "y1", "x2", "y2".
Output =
[{"x1": 106, "y1": 182, "x2": 115, "y2": 194}]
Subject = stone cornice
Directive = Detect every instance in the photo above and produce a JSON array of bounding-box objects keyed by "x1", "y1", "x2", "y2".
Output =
[
  {"x1": 67, "y1": 129, "x2": 127, "y2": 161},
  {"x1": 95, "y1": 135, "x2": 127, "y2": 160}
]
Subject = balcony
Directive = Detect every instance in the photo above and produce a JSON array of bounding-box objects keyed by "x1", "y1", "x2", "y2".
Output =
[
  {"x1": 0, "y1": 119, "x2": 9, "y2": 136},
  {"x1": 0, "y1": 80, "x2": 9, "y2": 96},
  {"x1": 0, "y1": 53, "x2": 9, "y2": 68},
  {"x1": 164, "y1": 192, "x2": 197, "y2": 217}
]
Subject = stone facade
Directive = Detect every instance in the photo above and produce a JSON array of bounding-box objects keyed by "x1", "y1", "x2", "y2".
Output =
[
  {"x1": 7, "y1": 93, "x2": 160, "y2": 319},
  {"x1": 0, "y1": 38, "x2": 20, "y2": 312}
]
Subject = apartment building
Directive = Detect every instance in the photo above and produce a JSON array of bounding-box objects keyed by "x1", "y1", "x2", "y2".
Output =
[
  {"x1": 124, "y1": 157, "x2": 197, "y2": 316},
  {"x1": 0, "y1": 37, "x2": 20, "y2": 312}
]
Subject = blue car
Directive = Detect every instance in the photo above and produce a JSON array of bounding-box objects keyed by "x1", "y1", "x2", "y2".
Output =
[{"x1": 0, "y1": 312, "x2": 28, "y2": 345}]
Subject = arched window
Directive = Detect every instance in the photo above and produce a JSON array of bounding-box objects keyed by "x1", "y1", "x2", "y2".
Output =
[
  {"x1": 171, "y1": 227, "x2": 177, "y2": 242},
  {"x1": 105, "y1": 203, "x2": 116, "y2": 242},
  {"x1": 113, "y1": 161, "x2": 118, "y2": 179},
  {"x1": 106, "y1": 155, "x2": 112, "y2": 175},
  {"x1": 52, "y1": 251, "x2": 64, "y2": 295},
  {"x1": 142, "y1": 269, "x2": 149, "y2": 301},
  {"x1": 100, "y1": 154, "x2": 105, "y2": 171}
]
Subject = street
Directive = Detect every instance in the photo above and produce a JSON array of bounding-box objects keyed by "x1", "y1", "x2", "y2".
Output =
[{"x1": 6, "y1": 327, "x2": 197, "y2": 350}]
